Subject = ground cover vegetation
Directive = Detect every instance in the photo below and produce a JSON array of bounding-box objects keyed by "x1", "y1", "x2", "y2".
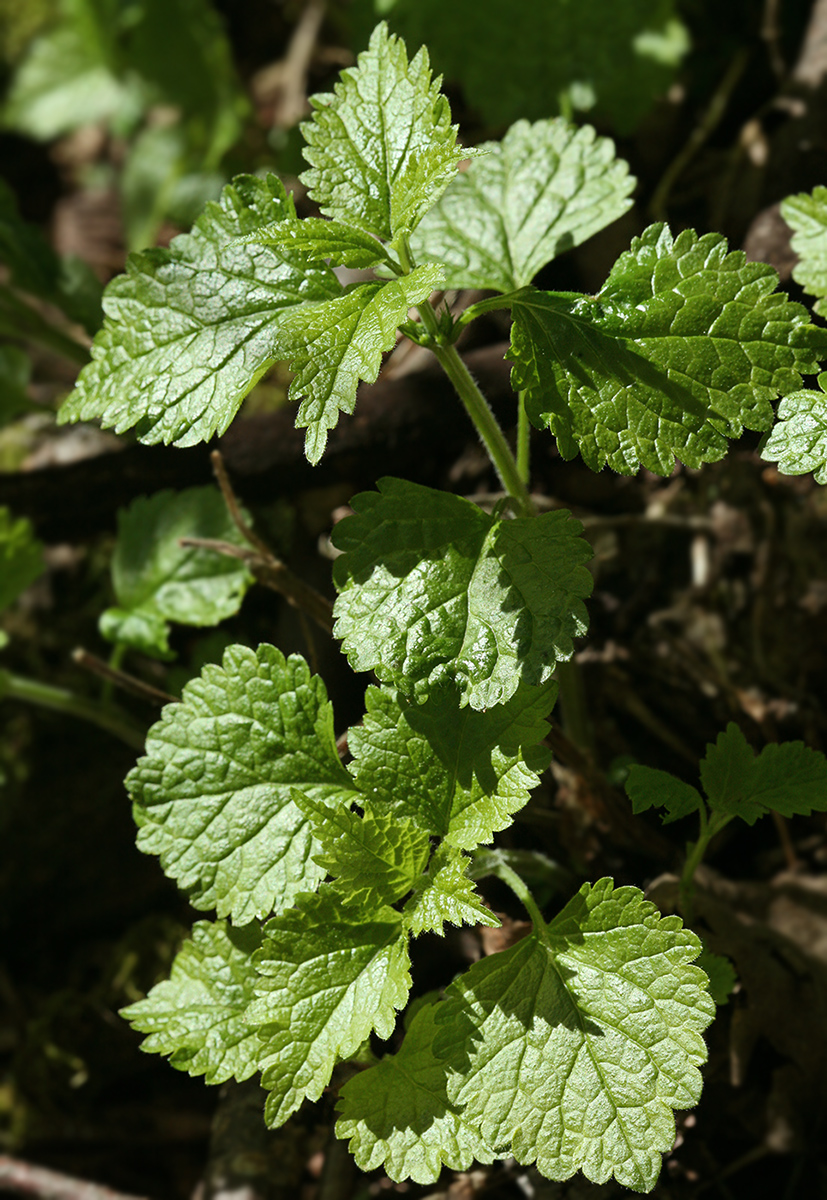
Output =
[{"x1": 3, "y1": 3, "x2": 827, "y2": 1200}]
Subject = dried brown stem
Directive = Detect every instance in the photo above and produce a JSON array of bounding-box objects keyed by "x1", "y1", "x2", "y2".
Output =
[
  {"x1": 71, "y1": 648, "x2": 177, "y2": 706},
  {"x1": 0, "y1": 1156, "x2": 149, "y2": 1200}
]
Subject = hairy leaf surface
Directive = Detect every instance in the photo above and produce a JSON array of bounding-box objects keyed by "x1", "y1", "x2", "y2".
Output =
[
  {"x1": 333, "y1": 477, "x2": 592, "y2": 708},
  {"x1": 761, "y1": 375, "x2": 827, "y2": 484},
  {"x1": 700, "y1": 723, "x2": 827, "y2": 824},
  {"x1": 336, "y1": 1002, "x2": 496, "y2": 1183},
  {"x1": 127, "y1": 645, "x2": 356, "y2": 924},
  {"x1": 282, "y1": 264, "x2": 444, "y2": 463},
  {"x1": 99, "y1": 487, "x2": 253, "y2": 659},
  {"x1": 122, "y1": 920, "x2": 262, "y2": 1084},
  {"x1": 349, "y1": 682, "x2": 554, "y2": 849},
  {"x1": 300, "y1": 23, "x2": 464, "y2": 239},
  {"x1": 247, "y1": 217, "x2": 393, "y2": 270},
  {"x1": 781, "y1": 186, "x2": 827, "y2": 315},
  {"x1": 433, "y1": 879, "x2": 714, "y2": 1191},
  {"x1": 510, "y1": 225, "x2": 827, "y2": 474},
  {"x1": 405, "y1": 845, "x2": 499, "y2": 936},
  {"x1": 412, "y1": 119, "x2": 634, "y2": 293},
  {"x1": 294, "y1": 792, "x2": 430, "y2": 909},
  {"x1": 251, "y1": 889, "x2": 411, "y2": 1127},
  {"x1": 0, "y1": 508, "x2": 43, "y2": 613},
  {"x1": 59, "y1": 175, "x2": 340, "y2": 445}
]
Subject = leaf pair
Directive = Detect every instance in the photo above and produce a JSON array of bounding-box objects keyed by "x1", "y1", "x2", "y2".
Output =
[{"x1": 626, "y1": 722, "x2": 827, "y2": 826}]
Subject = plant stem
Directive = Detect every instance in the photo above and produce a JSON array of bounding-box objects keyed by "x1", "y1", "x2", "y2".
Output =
[
  {"x1": 0, "y1": 669, "x2": 146, "y2": 751},
  {"x1": 679, "y1": 807, "x2": 731, "y2": 923},
  {"x1": 429, "y1": 334, "x2": 535, "y2": 516},
  {"x1": 516, "y1": 390, "x2": 531, "y2": 484},
  {"x1": 492, "y1": 856, "x2": 550, "y2": 943}
]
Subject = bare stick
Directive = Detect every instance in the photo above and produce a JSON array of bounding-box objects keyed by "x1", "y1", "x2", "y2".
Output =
[
  {"x1": 0, "y1": 1156, "x2": 149, "y2": 1200},
  {"x1": 210, "y1": 450, "x2": 272, "y2": 559},
  {"x1": 71, "y1": 648, "x2": 177, "y2": 706}
]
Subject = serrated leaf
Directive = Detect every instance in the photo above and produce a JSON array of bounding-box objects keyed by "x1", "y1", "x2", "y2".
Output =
[
  {"x1": 781, "y1": 186, "x2": 827, "y2": 316},
  {"x1": 405, "y1": 844, "x2": 499, "y2": 936},
  {"x1": 0, "y1": 507, "x2": 44, "y2": 613},
  {"x1": 127, "y1": 645, "x2": 357, "y2": 924},
  {"x1": 58, "y1": 174, "x2": 341, "y2": 446},
  {"x1": 509, "y1": 224, "x2": 827, "y2": 475},
  {"x1": 433, "y1": 878, "x2": 714, "y2": 1192},
  {"x1": 696, "y1": 949, "x2": 736, "y2": 1007},
  {"x1": 625, "y1": 765, "x2": 704, "y2": 826},
  {"x1": 122, "y1": 920, "x2": 262, "y2": 1084},
  {"x1": 336, "y1": 1001, "x2": 495, "y2": 1184},
  {"x1": 282, "y1": 264, "x2": 444, "y2": 464},
  {"x1": 333, "y1": 477, "x2": 592, "y2": 709},
  {"x1": 349, "y1": 681, "x2": 553, "y2": 850},
  {"x1": 294, "y1": 792, "x2": 430, "y2": 908},
  {"x1": 99, "y1": 487, "x2": 253, "y2": 659},
  {"x1": 248, "y1": 217, "x2": 394, "y2": 270},
  {"x1": 761, "y1": 374, "x2": 827, "y2": 484},
  {"x1": 300, "y1": 23, "x2": 464, "y2": 240},
  {"x1": 250, "y1": 889, "x2": 411, "y2": 1127},
  {"x1": 412, "y1": 119, "x2": 634, "y2": 293},
  {"x1": 700, "y1": 722, "x2": 827, "y2": 824},
  {"x1": 354, "y1": 0, "x2": 688, "y2": 134}
]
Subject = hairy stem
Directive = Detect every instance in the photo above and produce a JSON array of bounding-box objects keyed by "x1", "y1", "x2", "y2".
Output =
[
  {"x1": 516, "y1": 390, "x2": 531, "y2": 484},
  {"x1": 0, "y1": 669, "x2": 146, "y2": 750},
  {"x1": 679, "y1": 807, "x2": 730, "y2": 923},
  {"x1": 492, "y1": 855, "x2": 550, "y2": 942}
]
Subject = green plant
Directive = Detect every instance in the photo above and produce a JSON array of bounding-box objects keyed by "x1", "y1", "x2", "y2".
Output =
[{"x1": 45, "y1": 22, "x2": 827, "y2": 1194}]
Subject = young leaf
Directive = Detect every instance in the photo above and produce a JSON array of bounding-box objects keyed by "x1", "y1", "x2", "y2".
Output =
[
  {"x1": 433, "y1": 878, "x2": 714, "y2": 1192},
  {"x1": 250, "y1": 889, "x2": 411, "y2": 1127},
  {"x1": 58, "y1": 175, "x2": 341, "y2": 446},
  {"x1": 405, "y1": 844, "x2": 500, "y2": 936},
  {"x1": 781, "y1": 186, "x2": 827, "y2": 315},
  {"x1": 509, "y1": 225, "x2": 827, "y2": 475},
  {"x1": 332, "y1": 477, "x2": 592, "y2": 709},
  {"x1": 696, "y1": 949, "x2": 736, "y2": 1007},
  {"x1": 247, "y1": 217, "x2": 394, "y2": 271},
  {"x1": 349, "y1": 681, "x2": 554, "y2": 850},
  {"x1": 294, "y1": 792, "x2": 430, "y2": 909},
  {"x1": 336, "y1": 1001, "x2": 496, "y2": 1184},
  {"x1": 127, "y1": 645, "x2": 357, "y2": 925},
  {"x1": 412, "y1": 119, "x2": 635, "y2": 293},
  {"x1": 99, "y1": 487, "x2": 254, "y2": 660},
  {"x1": 300, "y1": 23, "x2": 464, "y2": 240},
  {"x1": 760, "y1": 375, "x2": 827, "y2": 484},
  {"x1": 281, "y1": 264, "x2": 444, "y2": 464},
  {"x1": 0, "y1": 508, "x2": 44, "y2": 613},
  {"x1": 122, "y1": 920, "x2": 262, "y2": 1084},
  {"x1": 700, "y1": 722, "x2": 827, "y2": 824},
  {"x1": 625, "y1": 765, "x2": 704, "y2": 825}
]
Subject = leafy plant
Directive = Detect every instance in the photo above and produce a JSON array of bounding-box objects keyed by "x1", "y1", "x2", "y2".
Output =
[{"x1": 47, "y1": 21, "x2": 827, "y2": 1194}]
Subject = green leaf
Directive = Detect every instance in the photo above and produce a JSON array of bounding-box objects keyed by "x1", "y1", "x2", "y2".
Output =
[
  {"x1": 294, "y1": 792, "x2": 430, "y2": 909},
  {"x1": 250, "y1": 889, "x2": 411, "y2": 1127},
  {"x1": 625, "y1": 765, "x2": 704, "y2": 825},
  {"x1": 781, "y1": 186, "x2": 827, "y2": 316},
  {"x1": 333, "y1": 477, "x2": 593, "y2": 709},
  {"x1": 509, "y1": 225, "x2": 827, "y2": 475},
  {"x1": 352, "y1": 0, "x2": 688, "y2": 134},
  {"x1": 127, "y1": 645, "x2": 357, "y2": 924},
  {"x1": 58, "y1": 174, "x2": 341, "y2": 446},
  {"x1": 405, "y1": 844, "x2": 499, "y2": 936},
  {"x1": 122, "y1": 920, "x2": 262, "y2": 1084},
  {"x1": 247, "y1": 217, "x2": 394, "y2": 271},
  {"x1": 99, "y1": 487, "x2": 253, "y2": 660},
  {"x1": 0, "y1": 347, "x2": 34, "y2": 426},
  {"x1": 700, "y1": 723, "x2": 827, "y2": 824},
  {"x1": 336, "y1": 1001, "x2": 496, "y2": 1184},
  {"x1": 433, "y1": 878, "x2": 714, "y2": 1192},
  {"x1": 300, "y1": 23, "x2": 465, "y2": 240},
  {"x1": 0, "y1": 508, "x2": 44, "y2": 613},
  {"x1": 349, "y1": 681, "x2": 554, "y2": 850},
  {"x1": 761, "y1": 374, "x2": 827, "y2": 484},
  {"x1": 282, "y1": 264, "x2": 444, "y2": 464},
  {"x1": 412, "y1": 119, "x2": 634, "y2": 293},
  {"x1": 696, "y1": 949, "x2": 736, "y2": 1007}
]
